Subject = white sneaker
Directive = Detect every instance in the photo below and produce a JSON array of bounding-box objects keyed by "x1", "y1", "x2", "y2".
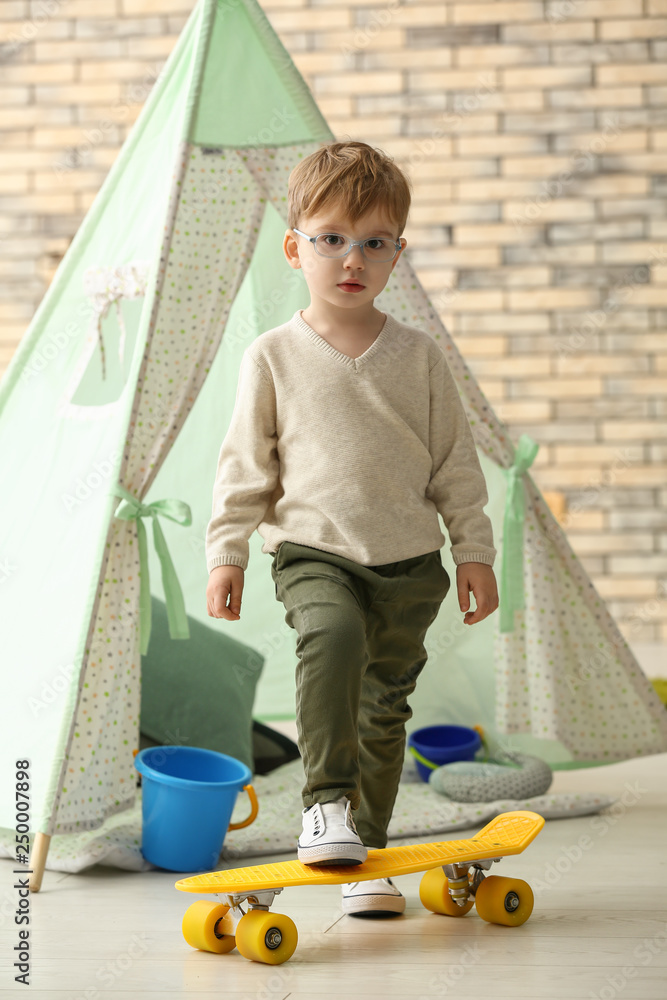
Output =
[
  {"x1": 297, "y1": 796, "x2": 368, "y2": 865},
  {"x1": 341, "y1": 877, "x2": 406, "y2": 917}
]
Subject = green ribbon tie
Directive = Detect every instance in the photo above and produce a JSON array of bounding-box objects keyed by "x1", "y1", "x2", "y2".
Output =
[
  {"x1": 499, "y1": 434, "x2": 539, "y2": 634},
  {"x1": 110, "y1": 483, "x2": 192, "y2": 654}
]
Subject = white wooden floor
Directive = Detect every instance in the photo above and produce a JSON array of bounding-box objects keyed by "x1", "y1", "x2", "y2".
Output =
[{"x1": 3, "y1": 751, "x2": 666, "y2": 999}]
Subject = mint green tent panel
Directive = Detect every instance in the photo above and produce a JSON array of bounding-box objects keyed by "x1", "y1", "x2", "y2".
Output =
[
  {"x1": 0, "y1": 9, "x2": 199, "y2": 833},
  {"x1": 190, "y1": 0, "x2": 330, "y2": 146},
  {"x1": 1, "y1": 0, "x2": 665, "y2": 857}
]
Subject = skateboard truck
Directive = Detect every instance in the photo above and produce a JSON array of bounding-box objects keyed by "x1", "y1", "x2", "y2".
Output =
[
  {"x1": 221, "y1": 888, "x2": 284, "y2": 911},
  {"x1": 208, "y1": 888, "x2": 285, "y2": 938},
  {"x1": 443, "y1": 857, "x2": 500, "y2": 906}
]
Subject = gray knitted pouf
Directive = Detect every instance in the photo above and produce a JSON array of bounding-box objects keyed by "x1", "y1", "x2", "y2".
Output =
[{"x1": 429, "y1": 752, "x2": 553, "y2": 803}]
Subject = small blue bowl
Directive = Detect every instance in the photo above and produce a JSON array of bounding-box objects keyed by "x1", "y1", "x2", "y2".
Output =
[{"x1": 408, "y1": 725, "x2": 481, "y2": 783}]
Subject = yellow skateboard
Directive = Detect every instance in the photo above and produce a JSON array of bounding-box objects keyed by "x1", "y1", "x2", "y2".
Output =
[{"x1": 175, "y1": 809, "x2": 544, "y2": 965}]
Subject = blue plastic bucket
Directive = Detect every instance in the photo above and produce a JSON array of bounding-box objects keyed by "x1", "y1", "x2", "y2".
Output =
[
  {"x1": 408, "y1": 725, "x2": 481, "y2": 783},
  {"x1": 134, "y1": 746, "x2": 257, "y2": 872}
]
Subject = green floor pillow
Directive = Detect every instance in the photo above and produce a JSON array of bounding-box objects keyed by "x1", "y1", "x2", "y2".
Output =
[{"x1": 139, "y1": 597, "x2": 264, "y2": 772}]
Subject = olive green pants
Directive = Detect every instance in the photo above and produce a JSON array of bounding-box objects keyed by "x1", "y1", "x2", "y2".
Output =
[{"x1": 271, "y1": 540, "x2": 451, "y2": 849}]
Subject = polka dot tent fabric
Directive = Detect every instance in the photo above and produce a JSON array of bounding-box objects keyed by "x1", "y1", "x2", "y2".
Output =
[{"x1": 44, "y1": 139, "x2": 667, "y2": 846}]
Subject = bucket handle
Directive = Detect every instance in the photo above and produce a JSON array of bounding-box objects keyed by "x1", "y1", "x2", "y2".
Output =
[
  {"x1": 409, "y1": 725, "x2": 486, "y2": 771},
  {"x1": 228, "y1": 784, "x2": 258, "y2": 831},
  {"x1": 408, "y1": 745, "x2": 438, "y2": 770}
]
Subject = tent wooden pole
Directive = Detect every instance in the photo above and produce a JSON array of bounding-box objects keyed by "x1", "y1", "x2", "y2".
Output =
[{"x1": 29, "y1": 833, "x2": 50, "y2": 892}]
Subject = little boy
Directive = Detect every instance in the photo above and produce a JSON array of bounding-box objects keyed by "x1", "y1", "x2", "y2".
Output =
[{"x1": 206, "y1": 140, "x2": 498, "y2": 917}]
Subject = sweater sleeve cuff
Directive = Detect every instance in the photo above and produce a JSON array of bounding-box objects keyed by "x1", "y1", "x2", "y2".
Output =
[
  {"x1": 452, "y1": 551, "x2": 496, "y2": 567},
  {"x1": 207, "y1": 554, "x2": 248, "y2": 573}
]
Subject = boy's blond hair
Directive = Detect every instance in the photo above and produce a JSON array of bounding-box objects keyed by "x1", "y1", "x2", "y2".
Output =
[{"x1": 287, "y1": 140, "x2": 412, "y2": 237}]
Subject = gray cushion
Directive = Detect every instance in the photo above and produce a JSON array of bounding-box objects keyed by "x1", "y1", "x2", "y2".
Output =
[{"x1": 429, "y1": 752, "x2": 553, "y2": 802}]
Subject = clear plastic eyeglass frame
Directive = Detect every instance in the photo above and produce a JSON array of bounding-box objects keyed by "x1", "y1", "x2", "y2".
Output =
[{"x1": 292, "y1": 228, "x2": 404, "y2": 262}]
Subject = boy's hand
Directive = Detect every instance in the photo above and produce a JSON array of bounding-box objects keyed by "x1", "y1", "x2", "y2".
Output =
[
  {"x1": 456, "y1": 562, "x2": 499, "y2": 625},
  {"x1": 207, "y1": 565, "x2": 244, "y2": 621}
]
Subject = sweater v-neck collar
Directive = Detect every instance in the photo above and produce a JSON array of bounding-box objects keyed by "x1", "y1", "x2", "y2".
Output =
[{"x1": 294, "y1": 309, "x2": 393, "y2": 371}]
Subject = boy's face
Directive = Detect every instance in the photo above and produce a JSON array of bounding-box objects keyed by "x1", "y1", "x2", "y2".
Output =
[{"x1": 283, "y1": 203, "x2": 407, "y2": 316}]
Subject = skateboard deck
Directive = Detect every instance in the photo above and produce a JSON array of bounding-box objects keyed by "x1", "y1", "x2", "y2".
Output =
[
  {"x1": 176, "y1": 810, "x2": 545, "y2": 965},
  {"x1": 176, "y1": 809, "x2": 544, "y2": 895}
]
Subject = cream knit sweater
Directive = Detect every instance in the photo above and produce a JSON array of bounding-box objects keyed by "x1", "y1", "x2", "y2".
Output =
[{"x1": 206, "y1": 309, "x2": 496, "y2": 573}]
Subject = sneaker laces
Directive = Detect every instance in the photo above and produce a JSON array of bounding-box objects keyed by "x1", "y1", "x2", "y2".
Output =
[
  {"x1": 343, "y1": 878, "x2": 395, "y2": 892},
  {"x1": 304, "y1": 804, "x2": 322, "y2": 836}
]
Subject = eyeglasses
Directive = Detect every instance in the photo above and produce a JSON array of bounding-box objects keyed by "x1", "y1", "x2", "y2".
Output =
[{"x1": 292, "y1": 228, "x2": 404, "y2": 263}]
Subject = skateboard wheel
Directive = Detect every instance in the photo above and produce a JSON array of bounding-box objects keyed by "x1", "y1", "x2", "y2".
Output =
[
  {"x1": 182, "y1": 900, "x2": 236, "y2": 954},
  {"x1": 419, "y1": 868, "x2": 474, "y2": 916},
  {"x1": 474, "y1": 875, "x2": 534, "y2": 927},
  {"x1": 235, "y1": 910, "x2": 298, "y2": 965}
]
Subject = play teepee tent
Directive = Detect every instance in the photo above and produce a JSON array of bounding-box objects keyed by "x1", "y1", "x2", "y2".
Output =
[{"x1": 1, "y1": 0, "x2": 665, "y2": 890}]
